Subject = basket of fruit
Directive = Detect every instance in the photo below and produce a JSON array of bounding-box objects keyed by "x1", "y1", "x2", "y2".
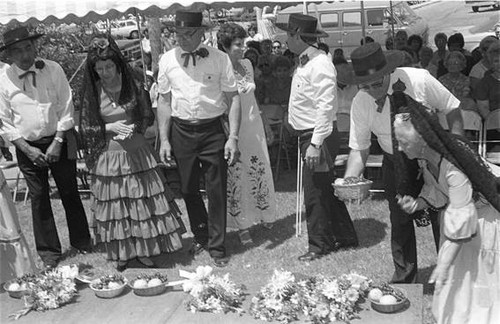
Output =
[
  {"x1": 333, "y1": 176, "x2": 373, "y2": 202},
  {"x1": 3, "y1": 274, "x2": 38, "y2": 299},
  {"x1": 129, "y1": 273, "x2": 169, "y2": 296},
  {"x1": 368, "y1": 283, "x2": 408, "y2": 313},
  {"x1": 89, "y1": 275, "x2": 128, "y2": 299}
]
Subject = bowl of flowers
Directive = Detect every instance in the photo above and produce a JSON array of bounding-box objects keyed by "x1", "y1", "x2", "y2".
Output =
[
  {"x1": 129, "y1": 273, "x2": 168, "y2": 296},
  {"x1": 89, "y1": 274, "x2": 128, "y2": 298},
  {"x1": 333, "y1": 176, "x2": 373, "y2": 202},
  {"x1": 3, "y1": 273, "x2": 39, "y2": 299},
  {"x1": 368, "y1": 283, "x2": 408, "y2": 313}
]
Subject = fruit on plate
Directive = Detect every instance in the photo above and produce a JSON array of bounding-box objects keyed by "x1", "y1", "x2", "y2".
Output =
[
  {"x1": 147, "y1": 278, "x2": 163, "y2": 287},
  {"x1": 368, "y1": 288, "x2": 383, "y2": 302},
  {"x1": 379, "y1": 295, "x2": 398, "y2": 305},
  {"x1": 8, "y1": 282, "x2": 21, "y2": 291},
  {"x1": 133, "y1": 279, "x2": 148, "y2": 289},
  {"x1": 371, "y1": 283, "x2": 406, "y2": 303},
  {"x1": 92, "y1": 274, "x2": 126, "y2": 290}
]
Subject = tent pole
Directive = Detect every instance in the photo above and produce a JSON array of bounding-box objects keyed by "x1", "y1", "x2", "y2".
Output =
[
  {"x1": 390, "y1": 1, "x2": 395, "y2": 47},
  {"x1": 135, "y1": 8, "x2": 147, "y2": 85},
  {"x1": 69, "y1": 57, "x2": 86, "y2": 84}
]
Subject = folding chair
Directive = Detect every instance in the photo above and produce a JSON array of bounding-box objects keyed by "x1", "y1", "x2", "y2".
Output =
[
  {"x1": 0, "y1": 161, "x2": 29, "y2": 204},
  {"x1": 334, "y1": 112, "x2": 350, "y2": 170},
  {"x1": 262, "y1": 104, "x2": 291, "y2": 181},
  {"x1": 439, "y1": 110, "x2": 483, "y2": 153},
  {"x1": 482, "y1": 109, "x2": 500, "y2": 164}
]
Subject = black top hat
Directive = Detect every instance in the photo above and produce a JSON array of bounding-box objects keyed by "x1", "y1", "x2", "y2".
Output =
[
  {"x1": 275, "y1": 13, "x2": 328, "y2": 38},
  {"x1": 167, "y1": 10, "x2": 211, "y2": 29},
  {"x1": 337, "y1": 43, "x2": 404, "y2": 85},
  {"x1": 0, "y1": 26, "x2": 44, "y2": 51}
]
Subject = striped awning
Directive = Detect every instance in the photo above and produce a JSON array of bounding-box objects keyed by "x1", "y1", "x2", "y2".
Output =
[{"x1": 0, "y1": 0, "x2": 300, "y2": 25}]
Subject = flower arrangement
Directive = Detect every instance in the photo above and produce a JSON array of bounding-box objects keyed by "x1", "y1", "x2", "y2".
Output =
[
  {"x1": 250, "y1": 270, "x2": 371, "y2": 324},
  {"x1": 9, "y1": 270, "x2": 77, "y2": 320},
  {"x1": 183, "y1": 266, "x2": 246, "y2": 314}
]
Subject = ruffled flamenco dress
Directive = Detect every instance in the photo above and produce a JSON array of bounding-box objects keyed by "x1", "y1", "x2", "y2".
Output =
[
  {"x1": 0, "y1": 169, "x2": 35, "y2": 283},
  {"x1": 90, "y1": 98, "x2": 184, "y2": 262}
]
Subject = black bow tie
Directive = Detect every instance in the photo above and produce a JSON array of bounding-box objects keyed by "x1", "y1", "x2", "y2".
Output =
[
  {"x1": 19, "y1": 70, "x2": 36, "y2": 90},
  {"x1": 299, "y1": 54, "x2": 309, "y2": 67},
  {"x1": 181, "y1": 48, "x2": 209, "y2": 68}
]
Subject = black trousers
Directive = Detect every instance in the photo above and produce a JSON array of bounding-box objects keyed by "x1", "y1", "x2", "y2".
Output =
[
  {"x1": 382, "y1": 154, "x2": 440, "y2": 283},
  {"x1": 170, "y1": 118, "x2": 227, "y2": 259},
  {"x1": 299, "y1": 130, "x2": 358, "y2": 254},
  {"x1": 16, "y1": 141, "x2": 90, "y2": 264}
]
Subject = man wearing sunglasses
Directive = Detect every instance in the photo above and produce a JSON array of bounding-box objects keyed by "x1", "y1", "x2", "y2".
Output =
[{"x1": 337, "y1": 42, "x2": 463, "y2": 284}]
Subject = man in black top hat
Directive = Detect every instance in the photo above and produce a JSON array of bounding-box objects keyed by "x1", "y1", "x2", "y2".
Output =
[
  {"x1": 157, "y1": 11, "x2": 241, "y2": 268},
  {"x1": 277, "y1": 14, "x2": 359, "y2": 262},
  {"x1": 338, "y1": 42, "x2": 463, "y2": 283},
  {"x1": 0, "y1": 27, "x2": 91, "y2": 270}
]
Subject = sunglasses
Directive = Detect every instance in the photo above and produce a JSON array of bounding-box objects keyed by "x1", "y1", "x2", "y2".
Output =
[
  {"x1": 358, "y1": 77, "x2": 385, "y2": 91},
  {"x1": 273, "y1": 46, "x2": 281, "y2": 49}
]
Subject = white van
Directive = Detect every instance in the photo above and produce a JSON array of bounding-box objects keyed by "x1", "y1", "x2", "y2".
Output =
[{"x1": 275, "y1": 1, "x2": 429, "y2": 58}]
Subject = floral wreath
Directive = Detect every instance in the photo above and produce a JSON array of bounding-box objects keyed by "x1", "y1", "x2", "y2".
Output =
[{"x1": 90, "y1": 37, "x2": 110, "y2": 58}]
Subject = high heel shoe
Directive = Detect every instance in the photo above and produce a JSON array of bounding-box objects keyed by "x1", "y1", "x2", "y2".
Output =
[
  {"x1": 137, "y1": 257, "x2": 156, "y2": 268},
  {"x1": 116, "y1": 260, "x2": 128, "y2": 272}
]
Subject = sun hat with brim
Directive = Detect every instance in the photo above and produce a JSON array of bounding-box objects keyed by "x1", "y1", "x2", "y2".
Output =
[
  {"x1": 275, "y1": 13, "x2": 328, "y2": 38},
  {"x1": 337, "y1": 42, "x2": 404, "y2": 85},
  {"x1": 0, "y1": 26, "x2": 44, "y2": 51},
  {"x1": 165, "y1": 10, "x2": 212, "y2": 30}
]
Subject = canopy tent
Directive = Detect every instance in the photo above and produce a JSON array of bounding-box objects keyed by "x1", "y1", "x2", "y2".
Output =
[{"x1": 0, "y1": 0, "x2": 301, "y2": 25}]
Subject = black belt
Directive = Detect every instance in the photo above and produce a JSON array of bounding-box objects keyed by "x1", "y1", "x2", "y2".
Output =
[
  {"x1": 172, "y1": 116, "x2": 222, "y2": 130},
  {"x1": 27, "y1": 135, "x2": 57, "y2": 145}
]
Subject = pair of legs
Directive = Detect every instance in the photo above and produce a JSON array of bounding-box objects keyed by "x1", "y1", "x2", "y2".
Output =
[
  {"x1": 16, "y1": 141, "x2": 91, "y2": 266},
  {"x1": 171, "y1": 118, "x2": 228, "y2": 262},
  {"x1": 382, "y1": 154, "x2": 440, "y2": 283},
  {"x1": 299, "y1": 130, "x2": 358, "y2": 257}
]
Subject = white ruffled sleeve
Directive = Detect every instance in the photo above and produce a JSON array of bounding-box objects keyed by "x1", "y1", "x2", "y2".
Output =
[{"x1": 443, "y1": 164, "x2": 478, "y2": 241}]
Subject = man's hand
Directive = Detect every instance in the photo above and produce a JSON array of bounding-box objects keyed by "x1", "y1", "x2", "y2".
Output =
[
  {"x1": 27, "y1": 146, "x2": 48, "y2": 167},
  {"x1": 305, "y1": 144, "x2": 321, "y2": 170},
  {"x1": 159, "y1": 140, "x2": 173, "y2": 167},
  {"x1": 45, "y1": 141, "x2": 62, "y2": 164},
  {"x1": 429, "y1": 263, "x2": 449, "y2": 295},
  {"x1": 224, "y1": 138, "x2": 239, "y2": 166}
]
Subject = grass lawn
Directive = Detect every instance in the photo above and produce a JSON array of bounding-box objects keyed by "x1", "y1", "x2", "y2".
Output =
[{"x1": 9, "y1": 168, "x2": 438, "y2": 324}]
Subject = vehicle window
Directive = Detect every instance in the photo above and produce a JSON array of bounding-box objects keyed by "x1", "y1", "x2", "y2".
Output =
[
  {"x1": 276, "y1": 13, "x2": 289, "y2": 25},
  {"x1": 367, "y1": 9, "x2": 384, "y2": 27},
  {"x1": 391, "y1": 2, "x2": 418, "y2": 24},
  {"x1": 343, "y1": 12, "x2": 361, "y2": 28},
  {"x1": 320, "y1": 13, "x2": 339, "y2": 28},
  {"x1": 127, "y1": 21, "x2": 135, "y2": 26}
]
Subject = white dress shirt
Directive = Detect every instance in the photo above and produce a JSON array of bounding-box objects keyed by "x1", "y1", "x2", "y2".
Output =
[
  {"x1": 157, "y1": 45, "x2": 237, "y2": 121},
  {"x1": 288, "y1": 46, "x2": 337, "y2": 146},
  {"x1": 0, "y1": 59, "x2": 75, "y2": 142},
  {"x1": 349, "y1": 67, "x2": 460, "y2": 155}
]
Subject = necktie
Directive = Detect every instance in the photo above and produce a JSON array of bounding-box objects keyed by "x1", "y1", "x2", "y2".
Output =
[
  {"x1": 19, "y1": 71, "x2": 36, "y2": 91},
  {"x1": 375, "y1": 95, "x2": 387, "y2": 113}
]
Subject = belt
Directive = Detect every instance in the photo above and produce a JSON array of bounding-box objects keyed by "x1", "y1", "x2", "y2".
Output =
[
  {"x1": 172, "y1": 116, "x2": 222, "y2": 130},
  {"x1": 27, "y1": 135, "x2": 57, "y2": 145}
]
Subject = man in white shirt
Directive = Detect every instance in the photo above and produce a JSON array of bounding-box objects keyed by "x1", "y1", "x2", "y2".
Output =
[
  {"x1": 277, "y1": 14, "x2": 358, "y2": 262},
  {"x1": 338, "y1": 42, "x2": 463, "y2": 283},
  {"x1": 157, "y1": 11, "x2": 241, "y2": 268},
  {"x1": 0, "y1": 27, "x2": 91, "y2": 270}
]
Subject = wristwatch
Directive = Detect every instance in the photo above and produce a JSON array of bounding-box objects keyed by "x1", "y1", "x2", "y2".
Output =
[
  {"x1": 54, "y1": 136, "x2": 64, "y2": 144},
  {"x1": 310, "y1": 143, "x2": 322, "y2": 149}
]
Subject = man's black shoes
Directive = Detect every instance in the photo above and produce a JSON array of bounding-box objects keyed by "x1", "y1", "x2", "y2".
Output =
[
  {"x1": 189, "y1": 241, "x2": 207, "y2": 256},
  {"x1": 298, "y1": 251, "x2": 325, "y2": 262}
]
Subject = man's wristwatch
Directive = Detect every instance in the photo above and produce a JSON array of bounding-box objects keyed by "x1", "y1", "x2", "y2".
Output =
[
  {"x1": 54, "y1": 136, "x2": 64, "y2": 144},
  {"x1": 310, "y1": 143, "x2": 322, "y2": 149}
]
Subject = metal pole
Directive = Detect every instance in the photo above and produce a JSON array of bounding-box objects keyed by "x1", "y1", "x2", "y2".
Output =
[
  {"x1": 390, "y1": 1, "x2": 395, "y2": 48},
  {"x1": 361, "y1": 1, "x2": 366, "y2": 42},
  {"x1": 134, "y1": 9, "x2": 147, "y2": 85}
]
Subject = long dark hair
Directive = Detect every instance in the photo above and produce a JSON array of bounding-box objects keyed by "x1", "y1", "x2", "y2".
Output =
[{"x1": 396, "y1": 91, "x2": 500, "y2": 212}]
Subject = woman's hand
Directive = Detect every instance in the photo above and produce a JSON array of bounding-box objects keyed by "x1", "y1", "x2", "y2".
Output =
[
  {"x1": 107, "y1": 121, "x2": 135, "y2": 138},
  {"x1": 397, "y1": 195, "x2": 425, "y2": 214},
  {"x1": 429, "y1": 263, "x2": 450, "y2": 295}
]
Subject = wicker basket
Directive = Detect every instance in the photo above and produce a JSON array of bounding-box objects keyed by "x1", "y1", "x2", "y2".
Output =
[
  {"x1": 89, "y1": 279, "x2": 128, "y2": 299},
  {"x1": 3, "y1": 280, "x2": 30, "y2": 299},
  {"x1": 129, "y1": 279, "x2": 167, "y2": 297},
  {"x1": 332, "y1": 180, "x2": 373, "y2": 202}
]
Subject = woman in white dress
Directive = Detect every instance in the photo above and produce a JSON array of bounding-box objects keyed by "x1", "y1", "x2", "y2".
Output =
[
  {"x1": 393, "y1": 94, "x2": 499, "y2": 324},
  {"x1": 217, "y1": 23, "x2": 276, "y2": 246}
]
